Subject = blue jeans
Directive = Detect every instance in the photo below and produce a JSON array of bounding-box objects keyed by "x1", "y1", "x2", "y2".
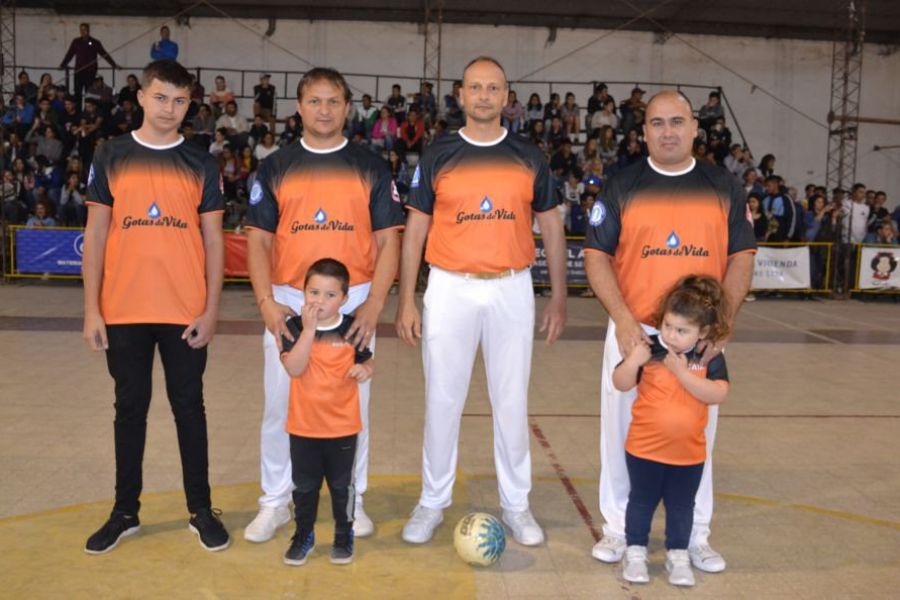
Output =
[{"x1": 625, "y1": 452, "x2": 704, "y2": 549}]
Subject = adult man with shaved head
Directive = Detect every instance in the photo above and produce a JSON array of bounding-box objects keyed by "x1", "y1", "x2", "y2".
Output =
[
  {"x1": 396, "y1": 56, "x2": 567, "y2": 547},
  {"x1": 584, "y1": 90, "x2": 756, "y2": 572}
]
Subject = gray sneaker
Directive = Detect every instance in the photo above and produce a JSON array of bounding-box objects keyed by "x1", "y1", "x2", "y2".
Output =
[
  {"x1": 666, "y1": 549, "x2": 695, "y2": 586},
  {"x1": 622, "y1": 545, "x2": 649, "y2": 583},
  {"x1": 401, "y1": 505, "x2": 443, "y2": 544},
  {"x1": 592, "y1": 534, "x2": 626, "y2": 562},
  {"x1": 689, "y1": 543, "x2": 726, "y2": 573}
]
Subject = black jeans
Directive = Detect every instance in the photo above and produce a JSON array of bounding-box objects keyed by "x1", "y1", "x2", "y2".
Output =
[
  {"x1": 290, "y1": 434, "x2": 357, "y2": 534},
  {"x1": 625, "y1": 452, "x2": 704, "y2": 550},
  {"x1": 105, "y1": 324, "x2": 211, "y2": 515}
]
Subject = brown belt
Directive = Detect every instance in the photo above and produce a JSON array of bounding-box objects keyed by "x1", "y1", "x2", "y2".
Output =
[{"x1": 443, "y1": 267, "x2": 528, "y2": 280}]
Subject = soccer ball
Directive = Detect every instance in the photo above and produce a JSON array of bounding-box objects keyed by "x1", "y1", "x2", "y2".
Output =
[{"x1": 453, "y1": 512, "x2": 506, "y2": 567}]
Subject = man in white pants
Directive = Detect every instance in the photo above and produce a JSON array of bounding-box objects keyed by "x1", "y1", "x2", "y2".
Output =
[
  {"x1": 244, "y1": 68, "x2": 403, "y2": 542},
  {"x1": 396, "y1": 56, "x2": 568, "y2": 546},
  {"x1": 584, "y1": 90, "x2": 755, "y2": 572}
]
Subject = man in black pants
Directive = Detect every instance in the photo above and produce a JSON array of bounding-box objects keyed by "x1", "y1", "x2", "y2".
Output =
[
  {"x1": 81, "y1": 59, "x2": 228, "y2": 554},
  {"x1": 60, "y1": 23, "x2": 118, "y2": 108}
]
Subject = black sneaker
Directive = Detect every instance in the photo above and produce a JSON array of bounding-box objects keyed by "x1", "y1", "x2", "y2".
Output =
[
  {"x1": 284, "y1": 529, "x2": 315, "y2": 566},
  {"x1": 84, "y1": 510, "x2": 141, "y2": 555},
  {"x1": 188, "y1": 508, "x2": 230, "y2": 552},
  {"x1": 330, "y1": 529, "x2": 354, "y2": 565}
]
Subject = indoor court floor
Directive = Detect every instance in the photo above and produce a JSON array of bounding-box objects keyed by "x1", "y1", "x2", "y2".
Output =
[{"x1": 1, "y1": 283, "x2": 898, "y2": 599}]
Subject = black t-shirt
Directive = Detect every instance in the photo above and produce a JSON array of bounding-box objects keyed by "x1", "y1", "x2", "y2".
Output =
[{"x1": 254, "y1": 84, "x2": 275, "y2": 110}]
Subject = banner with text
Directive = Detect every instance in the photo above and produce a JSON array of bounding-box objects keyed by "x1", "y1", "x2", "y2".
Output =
[
  {"x1": 858, "y1": 245, "x2": 900, "y2": 290},
  {"x1": 532, "y1": 237, "x2": 588, "y2": 287},
  {"x1": 751, "y1": 246, "x2": 811, "y2": 289},
  {"x1": 14, "y1": 228, "x2": 84, "y2": 275}
]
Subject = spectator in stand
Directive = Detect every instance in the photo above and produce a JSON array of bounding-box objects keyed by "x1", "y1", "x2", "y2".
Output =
[
  {"x1": 73, "y1": 97, "x2": 103, "y2": 165},
  {"x1": 547, "y1": 116, "x2": 566, "y2": 150},
  {"x1": 583, "y1": 159, "x2": 604, "y2": 186},
  {"x1": 529, "y1": 120, "x2": 546, "y2": 146},
  {"x1": 190, "y1": 78, "x2": 206, "y2": 109},
  {"x1": 841, "y1": 183, "x2": 870, "y2": 244},
  {"x1": 29, "y1": 98, "x2": 60, "y2": 136},
  {"x1": 524, "y1": 93, "x2": 543, "y2": 132},
  {"x1": 58, "y1": 171, "x2": 86, "y2": 225},
  {"x1": 743, "y1": 167, "x2": 764, "y2": 197},
  {"x1": 84, "y1": 75, "x2": 115, "y2": 117},
  {"x1": 711, "y1": 117, "x2": 732, "y2": 147},
  {"x1": 411, "y1": 81, "x2": 437, "y2": 125},
  {"x1": 698, "y1": 91, "x2": 724, "y2": 131},
  {"x1": 238, "y1": 146, "x2": 258, "y2": 209},
  {"x1": 117, "y1": 74, "x2": 141, "y2": 107},
  {"x1": 544, "y1": 92, "x2": 562, "y2": 127},
  {"x1": 386, "y1": 84, "x2": 407, "y2": 125},
  {"x1": 867, "y1": 190, "x2": 890, "y2": 233},
  {"x1": 864, "y1": 220, "x2": 899, "y2": 245},
  {"x1": 357, "y1": 94, "x2": 378, "y2": 141},
  {"x1": 36, "y1": 73, "x2": 55, "y2": 104},
  {"x1": 12, "y1": 157, "x2": 35, "y2": 208},
  {"x1": 219, "y1": 145, "x2": 241, "y2": 200},
  {"x1": 501, "y1": 90, "x2": 525, "y2": 134},
  {"x1": 15, "y1": 71, "x2": 39, "y2": 105},
  {"x1": 569, "y1": 192, "x2": 592, "y2": 237},
  {"x1": 59, "y1": 23, "x2": 117, "y2": 106},
  {"x1": 254, "y1": 131, "x2": 278, "y2": 161},
  {"x1": 762, "y1": 175, "x2": 798, "y2": 242},
  {"x1": 33, "y1": 155, "x2": 64, "y2": 205},
  {"x1": 388, "y1": 149, "x2": 412, "y2": 196},
  {"x1": 150, "y1": 25, "x2": 178, "y2": 60},
  {"x1": 51, "y1": 85, "x2": 67, "y2": 114},
  {"x1": 209, "y1": 75, "x2": 235, "y2": 118},
  {"x1": 707, "y1": 134, "x2": 728, "y2": 165},
  {"x1": 248, "y1": 114, "x2": 269, "y2": 148},
  {"x1": 804, "y1": 193, "x2": 830, "y2": 242},
  {"x1": 724, "y1": 144, "x2": 747, "y2": 179},
  {"x1": 619, "y1": 137, "x2": 644, "y2": 169},
  {"x1": 4, "y1": 131, "x2": 27, "y2": 166},
  {"x1": 618, "y1": 87, "x2": 646, "y2": 134},
  {"x1": 432, "y1": 119, "x2": 450, "y2": 144},
  {"x1": 550, "y1": 138, "x2": 579, "y2": 179},
  {"x1": 587, "y1": 83, "x2": 614, "y2": 120},
  {"x1": 439, "y1": 81, "x2": 464, "y2": 130},
  {"x1": 1, "y1": 169, "x2": 23, "y2": 224},
  {"x1": 561, "y1": 92, "x2": 581, "y2": 135},
  {"x1": 26, "y1": 198, "x2": 55, "y2": 227},
  {"x1": 192, "y1": 103, "x2": 216, "y2": 148},
  {"x1": 757, "y1": 153, "x2": 776, "y2": 179},
  {"x1": 29, "y1": 125, "x2": 64, "y2": 165},
  {"x1": 253, "y1": 73, "x2": 277, "y2": 131},
  {"x1": 216, "y1": 100, "x2": 249, "y2": 148},
  {"x1": 747, "y1": 192, "x2": 769, "y2": 242},
  {"x1": 397, "y1": 109, "x2": 425, "y2": 155},
  {"x1": 111, "y1": 98, "x2": 142, "y2": 135},
  {"x1": 372, "y1": 106, "x2": 397, "y2": 151},
  {"x1": 590, "y1": 98, "x2": 618, "y2": 136},
  {"x1": 618, "y1": 128, "x2": 646, "y2": 158},
  {"x1": 209, "y1": 127, "x2": 229, "y2": 158},
  {"x1": 3, "y1": 93, "x2": 35, "y2": 138},
  {"x1": 581, "y1": 137, "x2": 599, "y2": 165},
  {"x1": 280, "y1": 115, "x2": 302, "y2": 147},
  {"x1": 597, "y1": 125, "x2": 618, "y2": 170}
]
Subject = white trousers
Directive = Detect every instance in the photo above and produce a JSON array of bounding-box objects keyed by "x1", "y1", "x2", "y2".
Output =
[
  {"x1": 418, "y1": 267, "x2": 535, "y2": 512},
  {"x1": 599, "y1": 318, "x2": 718, "y2": 545},
  {"x1": 258, "y1": 282, "x2": 373, "y2": 508}
]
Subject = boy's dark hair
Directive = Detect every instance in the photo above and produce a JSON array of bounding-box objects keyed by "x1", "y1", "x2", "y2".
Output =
[
  {"x1": 304, "y1": 258, "x2": 350, "y2": 295},
  {"x1": 142, "y1": 59, "x2": 193, "y2": 91},
  {"x1": 654, "y1": 275, "x2": 731, "y2": 342},
  {"x1": 297, "y1": 67, "x2": 351, "y2": 103}
]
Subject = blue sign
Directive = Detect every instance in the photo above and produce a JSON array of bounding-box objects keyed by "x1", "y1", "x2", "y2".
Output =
[{"x1": 15, "y1": 228, "x2": 84, "y2": 275}]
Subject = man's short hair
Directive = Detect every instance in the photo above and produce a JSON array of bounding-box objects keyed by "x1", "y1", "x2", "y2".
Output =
[
  {"x1": 304, "y1": 258, "x2": 350, "y2": 295},
  {"x1": 645, "y1": 90, "x2": 694, "y2": 115},
  {"x1": 142, "y1": 59, "x2": 193, "y2": 91},
  {"x1": 851, "y1": 182, "x2": 866, "y2": 193},
  {"x1": 296, "y1": 67, "x2": 351, "y2": 103},
  {"x1": 462, "y1": 56, "x2": 508, "y2": 86},
  {"x1": 875, "y1": 190, "x2": 886, "y2": 198},
  {"x1": 765, "y1": 174, "x2": 782, "y2": 183}
]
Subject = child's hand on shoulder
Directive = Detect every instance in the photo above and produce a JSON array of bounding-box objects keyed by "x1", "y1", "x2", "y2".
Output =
[
  {"x1": 626, "y1": 340, "x2": 652, "y2": 366},
  {"x1": 300, "y1": 302, "x2": 320, "y2": 329},
  {"x1": 348, "y1": 361, "x2": 374, "y2": 383},
  {"x1": 663, "y1": 350, "x2": 689, "y2": 377}
]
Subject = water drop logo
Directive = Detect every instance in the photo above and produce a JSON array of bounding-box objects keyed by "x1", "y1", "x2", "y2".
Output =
[
  {"x1": 665, "y1": 230, "x2": 681, "y2": 248},
  {"x1": 480, "y1": 196, "x2": 493, "y2": 213},
  {"x1": 314, "y1": 208, "x2": 327, "y2": 224},
  {"x1": 147, "y1": 202, "x2": 162, "y2": 220}
]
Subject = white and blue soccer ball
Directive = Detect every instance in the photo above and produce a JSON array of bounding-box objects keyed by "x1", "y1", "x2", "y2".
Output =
[{"x1": 453, "y1": 512, "x2": 506, "y2": 567}]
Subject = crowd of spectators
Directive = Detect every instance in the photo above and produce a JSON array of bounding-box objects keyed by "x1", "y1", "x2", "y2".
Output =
[{"x1": 3, "y1": 21, "x2": 897, "y2": 290}]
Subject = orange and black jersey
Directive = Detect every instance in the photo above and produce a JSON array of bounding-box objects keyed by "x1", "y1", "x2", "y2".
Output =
[
  {"x1": 626, "y1": 334, "x2": 728, "y2": 465},
  {"x1": 86, "y1": 132, "x2": 224, "y2": 325},
  {"x1": 281, "y1": 314, "x2": 373, "y2": 438},
  {"x1": 246, "y1": 139, "x2": 404, "y2": 289},
  {"x1": 405, "y1": 130, "x2": 556, "y2": 273},
  {"x1": 584, "y1": 158, "x2": 756, "y2": 324}
]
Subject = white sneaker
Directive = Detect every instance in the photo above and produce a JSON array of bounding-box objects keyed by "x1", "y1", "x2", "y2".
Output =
[
  {"x1": 622, "y1": 545, "x2": 649, "y2": 583},
  {"x1": 666, "y1": 549, "x2": 695, "y2": 587},
  {"x1": 501, "y1": 509, "x2": 545, "y2": 546},
  {"x1": 353, "y1": 497, "x2": 374, "y2": 537},
  {"x1": 591, "y1": 534, "x2": 626, "y2": 562},
  {"x1": 401, "y1": 505, "x2": 443, "y2": 544},
  {"x1": 244, "y1": 505, "x2": 291, "y2": 543},
  {"x1": 689, "y1": 543, "x2": 726, "y2": 572}
]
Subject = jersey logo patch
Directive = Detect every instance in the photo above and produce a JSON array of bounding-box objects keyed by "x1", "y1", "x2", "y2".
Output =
[
  {"x1": 666, "y1": 230, "x2": 681, "y2": 248},
  {"x1": 314, "y1": 208, "x2": 327, "y2": 224},
  {"x1": 391, "y1": 180, "x2": 401, "y2": 203},
  {"x1": 480, "y1": 196, "x2": 493, "y2": 213},
  {"x1": 87, "y1": 164, "x2": 95, "y2": 187},
  {"x1": 589, "y1": 201, "x2": 606, "y2": 226},
  {"x1": 411, "y1": 165, "x2": 421, "y2": 188},
  {"x1": 147, "y1": 202, "x2": 162, "y2": 220},
  {"x1": 249, "y1": 181, "x2": 264, "y2": 205}
]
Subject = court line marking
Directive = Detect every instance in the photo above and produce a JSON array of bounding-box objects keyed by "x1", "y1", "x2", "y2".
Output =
[
  {"x1": 464, "y1": 413, "x2": 900, "y2": 419},
  {"x1": 738, "y1": 307, "x2": 845, "y2": 344},
  {"x1": 788, "y1": 303, "x2": 897, "y2": 331}
]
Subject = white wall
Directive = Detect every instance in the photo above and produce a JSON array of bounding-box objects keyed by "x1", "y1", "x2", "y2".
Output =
[{"x1": 14, "y1": 9, "x2": 900, "y2": 198}]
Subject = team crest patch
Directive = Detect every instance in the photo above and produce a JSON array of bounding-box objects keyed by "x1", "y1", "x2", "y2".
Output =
[
  {"x1": 411, "y1": 165, "x2": 421, "y2": 189},
  {"x1": 589, "y1": 201, "x2": 606, "y2": 226},
  {"x1": 391, "y1": 180, "x2": 401, "y2": 203},
  {"x1": 249, "y1": 181, "x2": 264, "y2": 205},
  {"x1": 87, "y1": 164, "x2": 95, "y2": 187}
]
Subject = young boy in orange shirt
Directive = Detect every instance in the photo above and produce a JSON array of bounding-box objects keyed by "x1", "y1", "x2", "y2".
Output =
[{"x1": 280, "y1": 258, "x2": 373, "y2": 566}]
